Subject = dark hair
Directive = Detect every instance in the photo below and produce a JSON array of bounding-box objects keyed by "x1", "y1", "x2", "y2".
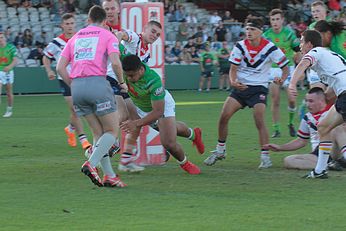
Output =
[
  {"x1": 245, "y1": 16, "x2": 264, "y2": 30},
  {"x1": 308, "y1": 87, "x2": 324, "y2": 95},
  {"x1": 88, "y1": 5, "x2": 106, "y2": 24},
  {"x1": 302, "y1": 30, "x2": 322, "y2": 47},
  {"x1": 61, "y1": 13, "x2": 74, "y2": 21},
  {"x1": 269, "y1": 8, "x2": 284, "y2": 17},
  {"x1": 148, "y1": 20, "x2": 162, "y2": 29},
  {"x1": 314, "y1": 20, "x2": 345, "y2": 36},
  {"x1": 122, "y1": 55, "x2": 144, "y2": 72}
]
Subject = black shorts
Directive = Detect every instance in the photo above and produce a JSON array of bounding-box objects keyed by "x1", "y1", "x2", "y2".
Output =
[
  {"x1": 59, "y1": 79, "x2": 71, "y2": 97},
  {"x1": 202, "y1": 71, "x2": 213, "y2": 78},
  {"x1": 219, "y1": 67, "x2": 230, "y2": 75},
  {"x1": 230, "y1": 85, "x2": 268, "y2": 108},
  {"x1": 335, "y1": 92, "x2": 346, "y2": 121},
  {"x1": 106, "y1": 76, "x2": 130, "y2": 99}
]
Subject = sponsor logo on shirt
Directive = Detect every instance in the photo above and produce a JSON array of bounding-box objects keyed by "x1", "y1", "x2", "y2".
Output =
[
  {"x1": 74, "y1": 37, "x2": 99, "y2": 61},
  {"x1": 154, "y1": 87, "x2": 164, "y2": 96},
  {"x1": 96, "y1": 101, "x2": 112, "y2": 112}
]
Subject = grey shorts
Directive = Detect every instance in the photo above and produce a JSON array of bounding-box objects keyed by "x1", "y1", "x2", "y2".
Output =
[{"x1": 71, "y1": 76, "x2": 116, "y2": 117}]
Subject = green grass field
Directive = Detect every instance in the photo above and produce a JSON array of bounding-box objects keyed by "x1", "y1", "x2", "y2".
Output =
[{"x1": 1, "y1": 90, "x2": 346, "y2": 231}]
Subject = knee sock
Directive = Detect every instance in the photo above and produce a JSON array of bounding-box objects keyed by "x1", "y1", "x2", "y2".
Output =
[
  {"x1": 89, "y1": 133, "x2": 115, "y2": 167},
  {"x1": 315, "y1": 141, "x2": 332, "y2": 173}
]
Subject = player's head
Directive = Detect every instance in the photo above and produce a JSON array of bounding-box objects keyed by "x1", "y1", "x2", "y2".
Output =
[
  {"x1": 61, "y1": 13, "x2": 75, "y2": 35},
  {"x1": 311, "y1": 1, "x2": 327, "y2": 22},
  {"x1": 245, "y1": 16, "x2": 264, "y2": 41},
  {"x1": 0, "y1": 32, "x2": 6, "y2": 47},
  {"x1": 122, "y1": 55, "x2": 145, "y2": 82},
  {"x1": 102, "y1": 0, "x2": 120, "y2": 24},
  {"x1": 305, "y1": 87, "x2": 326, "y2": 114},
  {"x1": 269, "y1": 9, "x2": 284, "y2": 31},
  {"x1": 222, "y1": 41, "x2": 228, "y2": 48},
  {"x1": 88, "y1": 5, "x2": 107, "y2": 25},
  {"x1": 314, "y1": 20, "x2": 344, "y2": 47},
  {"x1": 143, "y1": 21, "x2": 162, "y2": 44},
  {"x1": 300, "y1": 30, "x2": 322, "y2": 54}
]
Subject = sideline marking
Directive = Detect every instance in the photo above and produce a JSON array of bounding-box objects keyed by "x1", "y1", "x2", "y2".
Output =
[{"x1": 176, "y1": 101, "x2": 224, "y2": 106}]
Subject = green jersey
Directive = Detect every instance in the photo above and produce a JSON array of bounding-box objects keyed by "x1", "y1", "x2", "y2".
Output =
[
  {"x1": 0, "y1": 43, "x2": 17, "y2": 71},
  {"x1": 309, "y1": 17, "x2": 332, "y2": 29},
  {"x1": 330, "y1": 31, "x2": 346, "y2": 59},
  {"x1": 218, "y1": 48, "x2": 230, "y2": 69},
  {"x1": 200, "y1": 51, "x2": 216, "y2": 71},
  {"x1": 263, "y1": 26, "x2": 299, "y2": 67},
  {"x1": 125, "y1": 64, "x2": 165, "y2": 112}
]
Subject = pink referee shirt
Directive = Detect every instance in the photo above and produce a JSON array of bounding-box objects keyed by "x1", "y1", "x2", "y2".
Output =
[{"x1": 60, "y1": 25, "x2": 120, "y2": 78}]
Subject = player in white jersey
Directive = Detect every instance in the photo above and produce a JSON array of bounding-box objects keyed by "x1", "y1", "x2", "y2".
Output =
[
  {"x1": 42, "y1": 13, "x2": 91, "y2": 150},
  {"x1": 204, "y1": 16, "x2": 289, "y2": 168},
  {"x1": 264, "y1": 88, "x2": 346, "y2": 170},
  {"x1": 289, "y1": 30, "x2": 346, "y2": 178}
]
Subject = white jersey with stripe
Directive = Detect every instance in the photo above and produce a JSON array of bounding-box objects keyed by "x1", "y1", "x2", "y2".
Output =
[
  {"x1": 297, "y1": 107, "x2": 329, "y2": 151},
  {"x1": 43, "y1": 34, "x2": 70, "y2": 80},
  {"x1": 229, "y1": 38, "x2": 289, "y2": 88},
  {"x1": 106, "y1": 25, "x2": 121, "y2": 80},
  {"x1": 303, "y1": 47, "x2": 346, "y2": 96},
  {"x1": 121, "y1": 30, "x2": 150, "y2": 63}
]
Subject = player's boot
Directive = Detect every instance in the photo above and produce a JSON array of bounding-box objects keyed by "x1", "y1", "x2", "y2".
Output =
[
  {"x1": 3, "y1": 110, "x2": 12, "y2": 118},
  {"x1": 81, "y1": 140, "x2": 92, "y2": 150},
  {"x1": 204, "y1": 150, "x2": 226, "y2": 166},
  {"x1": 258, "y1": 154, "x2": 272, "y2": 169},
  {"x1": 118, "y1": 162, "x2": 145, "y2": 173},
  {"x1": 271, "y1": 130, "x2": 281, "y2": 138},
  {"x1": 81, "y1": 161, "x2": 103, "y2": 187},
  {"x1": 64, "y1": 126, "x2": 77, "y2": 147},
  {"x1": 192, "y1": 127, "x2": 205, "y2": 154},
  {"x1": 303, "y1": 169, "x2": 328, "y2": 179},
  {"x1": 180, "y1": 161, "x2": 201, "y2": 175},
  {"x1": 103, "y1": 175, "x2": 127, "y2": 188},
  {"x1": 288, "y1": 124, "x2": 296, "y2": 137}
]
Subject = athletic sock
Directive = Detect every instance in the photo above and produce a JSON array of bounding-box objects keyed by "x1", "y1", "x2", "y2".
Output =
[
  {"x1": 78, "y1": 134, "x2": 88, "y2": 144},
  {"x1": 187, "y1": 128, "x2": 194, "y2": 140},
  {"x1": 6, "y1": 106, "x2": 12, "y2": 112},
  {"x1": 216, "y1": 140, "x2": 226, "y2": 153},
  {"x1": 89, "y1": 133, "x2": 115, "y2": 167},
  {"x1": 273, "y1": 123, "x2": 280, "y2": 132},
  {"x1": 315, "y1": 141, "x2": 332, "y2": 173},
  {"x1": 177, "y1": 155, "x2": 187, "y2": 165},
  {"x1": 288, "y1": 106, "x2": 296, "y2": 125},
  {"x1": 120, "y1": 152, "x2": 133, "y2": 165},
  {"x1": 261, "y1": 149, "x2": 269, "y2": 155},
  {"x1": 341, "y1": 145, "x2": 346, "y2": 159},
  {"x1": 100, "y1": 155, "x2": 116, "y2": 178},
  {"x1": 66, "y1": 124, "x2": 75, "y2": 133}
]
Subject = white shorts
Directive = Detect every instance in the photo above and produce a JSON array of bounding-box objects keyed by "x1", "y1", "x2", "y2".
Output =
[
  {"x1": 306, "y1": 69, "x2": 321, "y2": 85},
  {"x1": 136, "y1": 90, "x2": 176, "y2": 122},
  {"x1": 0, "y1": 70, "x2": 14, "y2": 85},
  {"x1": 269, "y1": 66, "x2": 295, "y2": 87}
]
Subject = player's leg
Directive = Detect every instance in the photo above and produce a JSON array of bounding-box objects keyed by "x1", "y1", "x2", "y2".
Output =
[
  {"x1": 284, "y1": 154, "x2": 317, "y2": 170},
  {"x1": 330, "y1": 124, "x2": 346, "y2": 161},
  {"x1": 306, "y1": 105, "x2": 344, "y2": 178},
  {"x1": 206, "y1": 76, "x2": 211, "y2": 92},
  {"x1": 198, "y1": 73, "x2": 205, "y2": 91},
  {"x1": 270, "y1": 82, "x2": 281, "y2": 137},
  {"x1": 158, "y1": 116, "x2": 200, "y2": 174},
  {"x1": 204, "y1": 95, "x2": 242, "y2": 166},
  {"x1": 176, "y1": 121, "x2": 205, "y2": 154},
  {"x1": 218, "y1": 71, "x2": 224, "y2": 90},
  {"x1": 3, "y1": 71, "x2": 14, "y2": 117},
  {"x1": 286, "y1": 66, "x2": 298, "y2": 137}
]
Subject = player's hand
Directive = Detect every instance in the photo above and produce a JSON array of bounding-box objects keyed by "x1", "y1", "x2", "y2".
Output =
[
  {"x1": 263, "y1": 144, "x2": 281, "y2": 152},
  {"x1": 3, "y1": 66, "x2": 10, "y2": 73},
  {"x1": 288, "y1": 84, "x2": 298, "y2": 99},
  {"x1": 273, "y1": 77, "x2": 283, "y2": 85},
  {"x1": 120, "y1": 119, "x2": 137, "y2": 133},
  {"x1": 230, "y1": 80, "x2": 248, "y2": 90},
  {"x1": 47, "y1": 70, "x2": 56, "y2": 80},
  {"x1": 119, "y1": 82, "x2": 128, "y2": 92}
]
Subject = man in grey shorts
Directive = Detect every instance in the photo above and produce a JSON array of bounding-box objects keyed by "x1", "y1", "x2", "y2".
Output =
[{"x1": 57, "y1": 6, "x2": 128, "y2": 188}]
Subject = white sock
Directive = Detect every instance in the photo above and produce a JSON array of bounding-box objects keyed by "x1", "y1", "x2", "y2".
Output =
[
  {"x1": 7, "y1": 106, "x2": 12, "y2": 112},
  {"x1": 315, "y1": 141, "x2": 332, "y2": 173},
  {"x1": 89, "y1": 133, "x2": 115, "y2": 167},
  {"x1": 216, "y1": 141, "x2": 226, "y2": 153},
  {"x1": 100, "y1": 155, "x2": 116, "y2": 178},
  {"x1": 187, "y1": 128, "x2": 194, "y2": 140},
  {"x1": 177, "y1": 155, "x2": 187, "y2": 165}
]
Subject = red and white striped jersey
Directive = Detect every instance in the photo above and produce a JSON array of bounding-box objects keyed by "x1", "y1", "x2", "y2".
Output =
[
  {"x1": 43, "y1": 34, "x2": 71, "y2": 80},
  {"x1": 121, "y1": 29, "x2": 150, "y2": 63},
  {"x1": 229, "y1": 38, "x2": 288, "y2": 88},
  {"x1": 297, "y1": 106, "x2": 330, "y2": 151}
]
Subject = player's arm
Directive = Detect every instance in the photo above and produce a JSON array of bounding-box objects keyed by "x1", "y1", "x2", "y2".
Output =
[
  {"x1": 136, "y1": 100, "x2": 165, "y2": 127},
  {"x1": 115, "y1": 30, "x2": 130, "y2": 42},
  {"x1": 42, "y1": 56, "x2": 56, "y2": 80},
  {"x1": 56, "y1": 56, "x2": 71, "y2": 86},
  {"x1": 276, "y1": 64, "x2": 289, "y2": 85},
  {"x1": 264, "y1": 137, "x2": 308, "y2": 152},
  {"x1": 229, "y1": 64, "x2": 247, "y2": 90},
  {"x1": 3, "y1": 57, "x2": 17, "y2": 73},
  {"x1": 109, "y1": 52, "x2": 127, "y2": 91},
  {"x1": 288, "y1": 59, "x2": 310, "y2": 97}
]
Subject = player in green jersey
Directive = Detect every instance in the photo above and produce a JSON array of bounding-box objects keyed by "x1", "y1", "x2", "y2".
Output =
[
  {"x1": 263, "y1": 9, "x2": 301, "y2": 138},
  {"x1": 314, "y1": 20, "x2": 346, "y2": 59},
  {"x1": 217, "y1": 41, "x2": 231, "y2": 91},
  {"x1": 119, "y1": 55, "x2": 202, "y2": 175},
  {"x1": 198, "y1": 44, "x2": 218, "y2": 92},
  {"x1": 0, "y1": 32, "x2": 17, "y2": 118},
  {"x1": 309, "y1": 1, "x2": 329, "y2": 30}
]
